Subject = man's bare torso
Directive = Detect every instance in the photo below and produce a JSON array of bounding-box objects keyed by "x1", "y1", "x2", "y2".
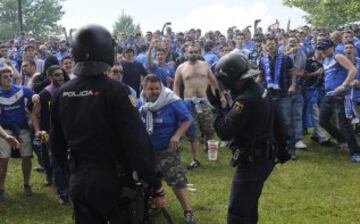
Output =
[{"x1": 178, "y1": 60, "x2": 210, "y2": 98}]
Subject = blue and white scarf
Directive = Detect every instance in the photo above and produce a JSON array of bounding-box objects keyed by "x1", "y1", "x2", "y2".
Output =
[
  {"x1": 139, "y1": 86, "x2": 180, "y2": 135},
  {"x1": 261, "y1": 50, "x2": 283, "y2": 89},
  {"x1": 345, "y1": 95, "x2": 359, "y2": 120}
]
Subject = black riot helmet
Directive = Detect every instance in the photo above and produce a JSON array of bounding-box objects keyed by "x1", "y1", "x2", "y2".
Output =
[
  {"x1": 72, "y1": 25, "x2": 115, "y2": 76},
  {"x1": 215, "y1": 52, "x2": 260, "y2": 89}
]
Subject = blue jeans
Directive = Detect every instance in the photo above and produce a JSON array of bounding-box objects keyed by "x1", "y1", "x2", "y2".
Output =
[
  {"x1": 320, "y1": 96, "x2": 360, "y2": 155},
  {"x1": 311, "y1": 102, "x2": 329, "y2": 143},
  {"x1": 273, "y1": 96, "x2": 293, "y2": 150},
  {"x1": 291, "y1": 93, "x2": 304, "y2": 143}
]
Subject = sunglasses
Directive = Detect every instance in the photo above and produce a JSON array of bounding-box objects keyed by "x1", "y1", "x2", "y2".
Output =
[
  {"x1": 188, "y1": 51, "x2": 198, "y2": 54},
  {"x1": 52, "y1": 72, "x2": 64, "y2": 77},
  {"x1": 111, "y1": 69, "x2": 123, "y2": 73},
  {"x1": 1, "y1": 74, "x2": 13, "y2": 79}
]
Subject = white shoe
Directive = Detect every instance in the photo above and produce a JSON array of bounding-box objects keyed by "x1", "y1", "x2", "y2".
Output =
[
  {"x1": 295, "y1": 140, "x2": 307, "y2": 149},
  {"x1": 220, "y1": 141, "x2": 228, "y2": 147}
]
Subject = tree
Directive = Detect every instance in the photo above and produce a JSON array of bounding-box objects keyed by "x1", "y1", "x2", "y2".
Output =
[
  {"x1": 0, "y1": 0, "x2": 65, "y2": 41},
  {"x1": 283, "y1": 0, "x2": 360, "y2": 30},
  {"x1": 113, "y1": 11, "x2": 142, "y2": 37}
]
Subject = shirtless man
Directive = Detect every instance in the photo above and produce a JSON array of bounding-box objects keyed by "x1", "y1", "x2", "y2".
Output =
[{"x1": 174, "y1": 45, "x2": 225, "y2": 169}]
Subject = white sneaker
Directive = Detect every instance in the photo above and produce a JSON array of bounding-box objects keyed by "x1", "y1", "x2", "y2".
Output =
[{"x1": 295, "y1": 140, "x2": 307, "y2": 149}]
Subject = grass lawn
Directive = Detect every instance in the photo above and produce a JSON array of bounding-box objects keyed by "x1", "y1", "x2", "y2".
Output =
[{"x1": 0, "y1": 137, "x2": 360, "y2": 224}]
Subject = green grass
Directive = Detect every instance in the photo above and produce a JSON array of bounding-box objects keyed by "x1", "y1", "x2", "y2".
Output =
[{"x1": 1, "y1": 137, "x2": 360, "y2": 224}]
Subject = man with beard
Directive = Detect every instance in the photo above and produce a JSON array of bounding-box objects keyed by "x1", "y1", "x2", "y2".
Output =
[
  {"x1": 138, "y1": 74, "x2": 195, "y2": 224},
  {"x1": 174, "y1": 44, "x2": 225, "y2": 169},
  {"x1": 32, "y1": 65, "x2": 69, "y2": 205}
]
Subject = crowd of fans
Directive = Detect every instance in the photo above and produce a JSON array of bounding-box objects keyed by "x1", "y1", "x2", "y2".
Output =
[{"x1": 1, "y1": 20, "x2": 360, "y2": 223}]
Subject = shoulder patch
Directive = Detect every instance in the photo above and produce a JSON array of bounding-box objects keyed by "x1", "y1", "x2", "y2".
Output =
[
  {"x1": 128, "y1": 95, "x2": 136, "y2": 107},
  {"x1": 233, "y1": 101, "x2": 244, "y2": 113}
]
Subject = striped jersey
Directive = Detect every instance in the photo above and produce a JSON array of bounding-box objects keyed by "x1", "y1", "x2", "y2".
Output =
[{"x1": 0, "y1": 85, "x2": 33, "y2": 126}]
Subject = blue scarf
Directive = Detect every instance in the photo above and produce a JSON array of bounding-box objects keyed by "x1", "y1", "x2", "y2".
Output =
[
  {"x1": 262, "y1": 50, "x2": 283, "y2": 89},
  {"x1": 345, "y1": 95, "x2": 359, "y2": 120},
  {"x1": 351, "y1": 57, "x2": 360, "y2": 101}
]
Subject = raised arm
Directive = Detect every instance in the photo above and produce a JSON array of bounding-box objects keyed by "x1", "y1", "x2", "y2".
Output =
[
  {"x1": 147, "y1": 39, "x2": 155, "y2": 69},
  {"x1": 173, "y1": 65, "x2": 183, "y2": 97}
]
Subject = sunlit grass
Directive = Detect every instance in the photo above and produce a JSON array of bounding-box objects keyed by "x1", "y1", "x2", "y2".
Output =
[{"x1": 1, "y1": 136, "x2": 360, "y2": 224}]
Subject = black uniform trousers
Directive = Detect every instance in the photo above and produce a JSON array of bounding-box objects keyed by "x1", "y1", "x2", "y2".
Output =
[
  {"x1": 70, "y1": 166, "x2": 127, "y2": 224},
  {"x1": 228, "y1": 159, "x2": 274, "y2": 224}
]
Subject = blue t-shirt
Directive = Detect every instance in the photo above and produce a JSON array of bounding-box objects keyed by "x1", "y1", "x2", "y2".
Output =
[
  {"x1": 203, "y1": 53, "x2": 219, "y2": 66},
  {"x1": 149, "y1": 63, "x2": 175, "y2": 86},
  {"x1": 335, "y1": 43, "x2": 344, "y2": 54},
  {"x1": 245, "y1": 40, "x2": 256, "y2": 50},
  {"x1": 0, "y1": 85, "x2": 33, "y2": 126},
  {"x1": 56, "y1": 50, "x2": 70, "y2": 62},
  {"x1": 323, "y1": 54, "x2": 348, "y2": 95},
  {"x1": 135, "y1": 53, "x2": 148, "y2": 69},
  {"x1": 355, "y1": 41, "x2": 360, "y2": 57},
  {"x1": 351, "y1": 57, "x2": 360, "y2": 101},
  {"x1": 138, "y1": 100, "x2": 192, "y2": 151}
]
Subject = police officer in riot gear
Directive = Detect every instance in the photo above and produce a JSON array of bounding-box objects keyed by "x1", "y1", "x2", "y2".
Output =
[
  {"x1": 213, "y1": 53, "x2": 290, "y2": 224},
  {"x1": 50, "y1": 25, "x2": 164, "y2": 224}
]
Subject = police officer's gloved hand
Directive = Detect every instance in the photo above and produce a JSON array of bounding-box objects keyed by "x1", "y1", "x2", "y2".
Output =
[
  {"x1": 152, "y1": 187, "x2": 166, "y2": 208},
  {"x1": 207, "y1": 88, "x2": 222, "y2": 109}
]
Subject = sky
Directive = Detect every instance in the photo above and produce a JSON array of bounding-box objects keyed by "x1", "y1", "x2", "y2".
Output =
[{"x1": 60, "y1": 0, "x2": 307, "y2": 34}]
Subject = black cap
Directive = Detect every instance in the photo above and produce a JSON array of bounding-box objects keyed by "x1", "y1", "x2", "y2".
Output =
[{"x1": 317, "y1": 39, "x2": 334, "y2": 50}]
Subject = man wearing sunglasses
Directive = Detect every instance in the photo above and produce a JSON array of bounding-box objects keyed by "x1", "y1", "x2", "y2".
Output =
[
  {"x1": 32, "y1": 65, "x2": 69, "y2": 205},
  {"x1": 0, "y1": 66, "x2": 35, "y2": 201},
  {"x1": 108, "y1": 63, "x2": 137, "y2": 99}
]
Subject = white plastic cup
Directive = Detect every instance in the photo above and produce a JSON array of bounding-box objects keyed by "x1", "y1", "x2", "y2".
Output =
[{"x1": 207, "y1": 140, "x2": 219, "y2": 160}]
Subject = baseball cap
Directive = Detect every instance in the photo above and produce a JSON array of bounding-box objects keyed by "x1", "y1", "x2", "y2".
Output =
[{"x1": 317, "y1": 39, "x2": 334, "y2": 50}]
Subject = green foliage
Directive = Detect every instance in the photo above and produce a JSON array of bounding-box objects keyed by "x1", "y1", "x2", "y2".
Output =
[
  {"x1": 0, "y1": 0, "x2": 65, "y2": 41},
  {"x1": 1, "y1": 138, "x2": 360, "y2": 223},
  {"x1": 283, "y1": 0, "x2": 360, "y2": 30},
  {"x1": 113, "y1": 11, "x2": 142, "y2": 37}
]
